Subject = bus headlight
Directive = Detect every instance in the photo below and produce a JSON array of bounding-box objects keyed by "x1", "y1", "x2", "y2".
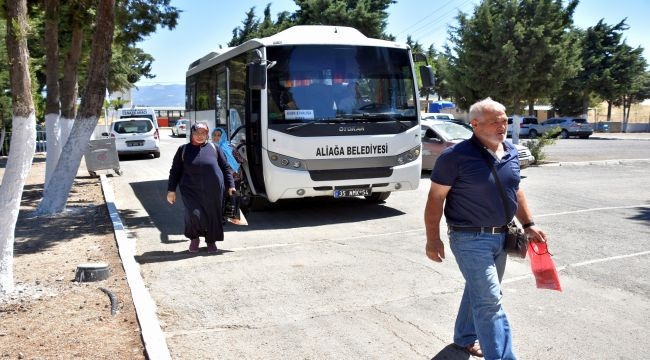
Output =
[
  {"x1": 268, "y1": 151, "x2": 306, "y2": 171},
  {"x1": 396, "y1": 145, "x2": 420, "y2": 165}
]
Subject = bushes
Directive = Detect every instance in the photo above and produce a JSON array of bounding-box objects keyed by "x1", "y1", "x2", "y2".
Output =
[{"x1": 523, "y1": 127, "x2": 561, "y2": 163}]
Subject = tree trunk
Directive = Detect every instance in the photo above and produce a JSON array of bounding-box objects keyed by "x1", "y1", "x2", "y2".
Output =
[
  {"x1": 1, "y1": 0, "x2": 37, "y2": 294},
  {"x1": 44, "y1": 0, "x2": 61, "y2": 186},
  {"x1": 621, "y1": 96, "x2": 632, "y2": 132},
  {"x1": 582, "y1": 92, "x2": 590, "y2": 118},
  {"x1": 60, "y1": 22, "x2": 82, "y2": 120},
  {"x1": 58, "y1": 17, "x2": 83, "y2": 152},
  {"x1": 510, "y1": 96, "x2": 522, "y2": 115},
  {"x1": 606, "y1": 100, "x2": 612, "y2": 121},
  {"x1": 36, "y1": 0, "x2": 116, "y2": 215}
]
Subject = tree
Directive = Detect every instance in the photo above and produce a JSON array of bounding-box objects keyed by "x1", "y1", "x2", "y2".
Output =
[
  {"x1": 426, "y1": 45, "x2": 452, "y2": 102},
  {"x1": 583, "y1": 19, "x2": 630, "y2": 119},
  {"x1": 36, "y1": 0, "x2": 115, "y2": 215},
  {"x1": 554, "y1": 19, "x2": 648, "y2": 118},
  {"x1": 41, "y1": 0, "x2": 93, "y2": 189},
  {"x1": 293, "y1": 0, "x2": 394, "y2": 38},
  {"x1": 228, "y1": 0, "x2": 396, "y2": 47},
  {"x1": 228, "y1": 6, "x2": 260, "y2": 47},
  {"x1": 604, "y1": 42, "x2": 646, "y2": 122},
  {"x1": 515, "y1": 0, "x2": 580, "y2": 115},
  {"x1": 1, "y1": 0, "x2": 37, "y2": 294},
  {"x1": 552, "y1": 76, "x2": 591, "y2": 116},
  {"x1": 0, "y1": 19, "x2": 13, "y2": 153},
  {"x1": 42, "y1": 0, "x2": 60, "y2": 185},
  {"x1": 445, "y1": 0, "x2": 579, "y2": 113},
  {"x1": 36, "y1": 0, "x2": 179, "y2": 214},
  {"x1": 614, "y1": 58, "x2": 650, "y2": 131}
]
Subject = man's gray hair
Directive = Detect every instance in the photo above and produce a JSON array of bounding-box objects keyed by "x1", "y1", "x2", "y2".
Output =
[{"x1": 468, "y1": 97, "x2": 506, "y2": 121}]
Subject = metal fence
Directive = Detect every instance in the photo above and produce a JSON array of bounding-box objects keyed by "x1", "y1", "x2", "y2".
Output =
[{"x1": 0, "y1": 131, "x2": 47, "y2": 156}]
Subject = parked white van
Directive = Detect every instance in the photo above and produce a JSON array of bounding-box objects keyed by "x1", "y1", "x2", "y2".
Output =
[
  {"x1": 116, "y1": 107, "x2": 158, "y2": 127},
  {"x1": 108, "y1": 117, "x2": 160, "y2": 158},
  {"x1": 422, "y1": 112, "x2": 455, "y2": 121}
]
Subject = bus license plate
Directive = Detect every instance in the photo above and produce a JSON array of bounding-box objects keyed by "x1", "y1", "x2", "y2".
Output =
[
  {"x1": 333, "y1": 188, "x2": 371, "y2": 198},
  {"x1": 126, "y1": 140, "x2": 144, "y2": 147}
]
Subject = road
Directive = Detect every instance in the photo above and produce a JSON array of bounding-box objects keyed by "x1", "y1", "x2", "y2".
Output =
[{"x1": 108, "y1": 130, "x2": 650, "y2": 359}]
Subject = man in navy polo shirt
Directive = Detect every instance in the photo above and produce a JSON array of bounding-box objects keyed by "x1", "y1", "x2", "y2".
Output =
[{"x1": 424, "y1": 98, "x2": 547, "y2": 359}]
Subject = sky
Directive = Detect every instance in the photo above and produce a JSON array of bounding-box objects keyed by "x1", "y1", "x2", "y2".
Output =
[{"x1": 134, "y1": 0, "x2": 650, "y2": 87}]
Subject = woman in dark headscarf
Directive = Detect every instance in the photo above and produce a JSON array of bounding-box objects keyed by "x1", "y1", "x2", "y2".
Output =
[{"x1": 167, "y1": 122, "x2": 236, "y2": 253}]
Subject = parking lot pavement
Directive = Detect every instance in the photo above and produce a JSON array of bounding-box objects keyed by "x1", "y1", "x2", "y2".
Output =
[
  {"x1": 104, "y1": 132, "x2": 650, "y2": 359},
  {"x1": 590, "y1": 132, "x2": 650, "y2": 140}
]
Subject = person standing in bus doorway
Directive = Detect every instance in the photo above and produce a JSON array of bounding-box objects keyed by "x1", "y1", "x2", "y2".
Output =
[
  {"x1": 167, "y1": 122, "x2": 236, "y2": 253},
  {"x1": 423, "y1": 98, "x2": 547, "y2": 359},
  {"x1": 212, "y1": 127, "x2": 244, "y2": 187}
]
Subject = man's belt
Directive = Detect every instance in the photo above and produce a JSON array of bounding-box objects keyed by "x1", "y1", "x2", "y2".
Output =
[{"x1": 448, "y1": 225, "x2": 507, "y2": 234}]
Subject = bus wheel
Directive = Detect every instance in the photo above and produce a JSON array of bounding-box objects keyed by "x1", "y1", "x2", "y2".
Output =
[
  {"x1": 365, "y1": 192, "x2": 390, "y2": 202},
  {"x1": 240, "y1": 194, "x2": 269, "y2": 212},
  {"x1": 239, "y1": 181, "x2": 269, "y2": 212}
]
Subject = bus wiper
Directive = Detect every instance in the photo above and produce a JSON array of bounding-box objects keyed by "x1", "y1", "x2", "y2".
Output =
[
  {"x1": 366, "y1": 113, "x2": 410, "y2": 130},
  {"x1": 337, "y1": 112, "x2": 410, "y2": 129},
  {"x1": 336, "y1": 112, "x2": 403, "y2": 120},
  {"x1": 392, "y1": 118, "x2": 409, "y2": 130},
  {"x1": 286, "y1": 120, "x2": 333, "y2": 132}
]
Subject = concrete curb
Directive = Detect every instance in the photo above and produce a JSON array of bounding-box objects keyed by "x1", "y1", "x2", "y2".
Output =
[
  {"x1": 539, "y1": 158, "x2": 650, "y2": 167},
  {"x1": 100, "y1": 174, "x2": 172, "y2": 360}
]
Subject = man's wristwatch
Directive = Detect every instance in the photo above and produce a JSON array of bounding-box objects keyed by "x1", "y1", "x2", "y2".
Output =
[{"x1": 522, "y1": 221, "x2": 535, "y2": 229}]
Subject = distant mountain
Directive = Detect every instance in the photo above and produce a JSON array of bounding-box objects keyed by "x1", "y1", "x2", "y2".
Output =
[{"x1": 130, "y1": 84, "x2": 185, "y2": 107}]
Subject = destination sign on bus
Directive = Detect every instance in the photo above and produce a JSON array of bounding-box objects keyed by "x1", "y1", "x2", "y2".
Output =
[
  {"x1": 285, "y1": 110, "x2": 314, "y2": 120},
  {"x1": 121, "y1": 109, "x2": 151, "y2": 116}
]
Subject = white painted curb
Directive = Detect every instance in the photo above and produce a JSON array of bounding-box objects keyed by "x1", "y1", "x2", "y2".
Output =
[{"x1": 100, "y1": 174, "x2": 172, "y2": 360}]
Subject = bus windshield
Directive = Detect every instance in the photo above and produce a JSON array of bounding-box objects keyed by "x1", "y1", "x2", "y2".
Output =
[{"x1": 266, "y1": 45, "x2": 417, "y2": 124}]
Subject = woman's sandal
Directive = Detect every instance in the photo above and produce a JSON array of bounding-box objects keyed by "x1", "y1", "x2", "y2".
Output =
[{"x1": 466, "y1": 341, "x2": 484, "y2": 358}]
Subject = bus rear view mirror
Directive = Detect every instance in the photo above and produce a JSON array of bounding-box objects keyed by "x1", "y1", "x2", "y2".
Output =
[
  {"x1": 420, "y1": 65, "x2": 435, "y2": 89},
  {"x1": 413, "y1": 53, "x2": 427, "y2": 63},
  {"x1": 248, "y1": 63, "x2": 266, "y2": 90}
]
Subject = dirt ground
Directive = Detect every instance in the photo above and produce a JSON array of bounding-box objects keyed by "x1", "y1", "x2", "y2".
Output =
[{"x1": 0, "y1": 154, "x2": 145, "y2": 359}]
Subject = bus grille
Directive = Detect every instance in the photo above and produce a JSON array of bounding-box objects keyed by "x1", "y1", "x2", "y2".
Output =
[{"x1": 309, "y1": 167, "x2": 393, "y2": 181}]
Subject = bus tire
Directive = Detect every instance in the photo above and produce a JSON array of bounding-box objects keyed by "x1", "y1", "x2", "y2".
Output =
[
  {"x1": 365, "y1": 191, "x2": 390, "y2": 202},
  {"x1": 241, "y1": 195, "x2": 269, "y2": 212}
]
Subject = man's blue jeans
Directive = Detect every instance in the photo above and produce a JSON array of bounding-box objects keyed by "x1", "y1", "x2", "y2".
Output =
[{"x1": 449, "y1": 230, "x2": 517, "y2": 360}]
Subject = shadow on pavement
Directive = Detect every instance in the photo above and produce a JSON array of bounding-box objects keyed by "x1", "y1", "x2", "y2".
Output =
[
  {"x1": 431, "y1": 344, "x2": 471, "y2": 360},
  {"x1": 126, "y1": 179, "x2": 406, "y2": 236},
  {"x1": 628, "y1": 206, "x2": 650, "y2": 226},
  {"x1": 134, "y1": 248, "x2": 234, "y2": 264}
]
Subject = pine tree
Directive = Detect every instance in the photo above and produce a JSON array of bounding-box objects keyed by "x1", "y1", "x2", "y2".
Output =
[{"x1": 446, "y1": 0, "x2": 579, "y2": 113}]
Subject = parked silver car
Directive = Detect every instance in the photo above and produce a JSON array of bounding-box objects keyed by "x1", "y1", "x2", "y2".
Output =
[
  {"x1": 540, "y1": 117, "x2": 593, "y2": 139},
  {"x1": 421, "y1": 119, "x2": 535, "y2": 170},
  {"x1": 171, "y1": 119, "x2": 189, "y2": 137}
]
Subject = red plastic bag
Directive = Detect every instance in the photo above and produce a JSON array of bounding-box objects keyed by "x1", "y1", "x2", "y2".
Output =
[{"x1": 528, "y1": 242, "x2": 562, "y2": 291}]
